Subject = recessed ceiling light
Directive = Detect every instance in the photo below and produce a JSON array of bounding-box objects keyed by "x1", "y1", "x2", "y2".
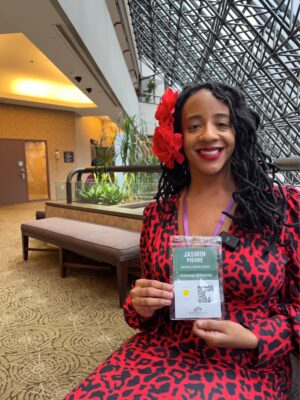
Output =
[{"x1": 12, "y1": 78, "x2": 95, "y2": 105}]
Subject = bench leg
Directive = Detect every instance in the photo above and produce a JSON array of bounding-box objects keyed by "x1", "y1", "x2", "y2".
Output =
[
  {"x1": 116, "y1": 261, "x2": 128, "y2": 308},
  {"x1": 59, "y1": 248, "x2": 67, "y2": 278},
  {"x1": 22, "y1": 233, "x2": 29, "y2": 260}
]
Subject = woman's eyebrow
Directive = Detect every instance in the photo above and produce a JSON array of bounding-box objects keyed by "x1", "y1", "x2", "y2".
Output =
[
  {"x1": 186, "y1": 114, "x2": 202, "y2": 120},
  {"x1": 213, "y1": 113, "x2": 230, "y2": 118},
  {"x1": 185, "y1": 113, "x2": 230, "y2": 121}
]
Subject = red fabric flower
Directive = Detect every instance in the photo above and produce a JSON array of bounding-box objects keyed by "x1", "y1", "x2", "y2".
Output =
[
  {"x1": 151, "y1": 87, "x2": 184, "y2": 169},
  {"x1": 155, "y1": 88, "x2": 179, "y2": 126},
  {"x1": 151, "y1": 125, "x2": 184, "y2": 169}
]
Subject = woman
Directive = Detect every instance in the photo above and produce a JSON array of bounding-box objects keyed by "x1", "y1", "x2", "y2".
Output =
[{"x1": 65, "y1": 82, "x2": 299, "y2": 399}]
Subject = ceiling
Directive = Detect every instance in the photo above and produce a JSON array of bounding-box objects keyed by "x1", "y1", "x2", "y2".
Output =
[
  {"x1": 0, "y1": 0, "x2": 133, "y2": 120},
  {"x1": 128, "y1": 0, "x2": 300, "y2": 184},
  {"x1": 0, "y1": 0, "x2": 298, "y2": 182},
  {"x1": 0, "y1": 33, "x2": 97, "y2": 109}
]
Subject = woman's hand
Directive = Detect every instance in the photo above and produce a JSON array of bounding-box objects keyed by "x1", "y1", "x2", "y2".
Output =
[
  {"x1": 192, "y1": 319, "x2": 258, "y2": 349},
  {"x1": 130, "y1": 279, "x2": 173, "y2": 318}
]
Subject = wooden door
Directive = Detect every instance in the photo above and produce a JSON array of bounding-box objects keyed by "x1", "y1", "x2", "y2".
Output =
[
  {"x1": 0, "y1": 139, "x2": 28, "y2": 204},
  {"x1": 25, "y1": 141, "x2": 49, "y2": 200}
]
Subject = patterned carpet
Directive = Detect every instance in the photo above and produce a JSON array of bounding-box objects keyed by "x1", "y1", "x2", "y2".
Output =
[
  {"x1": 1, "y1": 202, "x2": 299, "y2": 400},
  {"x1": 0, "y1": 202, "x2": 135, "y2": 399}
]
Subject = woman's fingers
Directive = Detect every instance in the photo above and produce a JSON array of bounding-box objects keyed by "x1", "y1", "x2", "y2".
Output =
[
  {"x1": 135, "y1": 279, "x2": 173, "y2": 292},
  {"x1": 132, "y1": 286, "x2": 173, "y2": 300},
  {"x1": 131, "y1": 279, "x2": 173, "y2": 301},
  {"x1": 192, "y1": 324, "x2": 223, "y2": 346},
  {"x1": 195, "y1": 319, "x2": 227, "y2": 332},
  {"x1": 135, "y1": 296, "x2": 172, "y2": 307},
  {"x1": 130, "y1": 279, "x2": 173, "y2": 318},
  {"x1": 192, "y1": 319, "x2": 258, "y2": 349}
]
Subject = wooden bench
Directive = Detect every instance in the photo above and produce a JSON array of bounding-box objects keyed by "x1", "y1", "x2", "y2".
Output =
[{"x1": 21, "y1": 217, "x2": 141, "y2": 307}]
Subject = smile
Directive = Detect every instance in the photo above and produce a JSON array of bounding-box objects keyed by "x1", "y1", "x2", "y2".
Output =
[{"x1": 196, "y1": 147, "x2": 224, "y2": 160}]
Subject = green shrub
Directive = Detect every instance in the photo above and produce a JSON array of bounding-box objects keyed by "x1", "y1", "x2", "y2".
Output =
[{"x1": 78, "y1": 173, "x2": 125, "y2": 205}]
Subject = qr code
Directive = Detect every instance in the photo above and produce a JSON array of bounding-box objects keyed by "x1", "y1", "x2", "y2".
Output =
[{"x1": 197, "y1": 285, "x2": 214, "y2": 303}]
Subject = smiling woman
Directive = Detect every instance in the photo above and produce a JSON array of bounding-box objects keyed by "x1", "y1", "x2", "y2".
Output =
[
  {"x1": 181, "y1": 89, "x2": 235, "y2": 179},
  {"x1": 64, "y1": 82, "x2": 299, "y2": 400}
]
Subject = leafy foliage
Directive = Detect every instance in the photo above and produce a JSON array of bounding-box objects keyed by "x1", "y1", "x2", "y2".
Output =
[
  {"x1": 80, "y1": 114, "x2": 159, "y2": 206},
  {"x1": 79, "y1": 173, "x2": 125, "y2": 205},
  {"x1": 78, "y1": 181, "x2": 102, "y2": 204},
  {"x1": 118, "y1": 114, "x2": 158, "y2": 166},
  {"x1": 97, "y1": 174, "x2": 125, "y2": 205}
]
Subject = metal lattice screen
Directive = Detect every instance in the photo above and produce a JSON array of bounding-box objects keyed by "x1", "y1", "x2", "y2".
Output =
[{"x1": 127, "y1": 0, "x2": 300, "y2": 184}]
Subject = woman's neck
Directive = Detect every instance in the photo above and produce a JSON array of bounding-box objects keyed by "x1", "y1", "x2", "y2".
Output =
[
  {"x1": 178, "y1": 171, "x2": 237, "y2": 237},
  {"x1": 187, "y1": 172, "x2": 236, "y2": 199}
]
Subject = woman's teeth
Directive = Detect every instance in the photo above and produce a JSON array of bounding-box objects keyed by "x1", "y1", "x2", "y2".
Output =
[{"x1": 199, "y1": 149, "x2": 220, "y2": 155}]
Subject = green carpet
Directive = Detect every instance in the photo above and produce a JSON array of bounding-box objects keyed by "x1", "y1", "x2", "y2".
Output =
[{"x1": 0, "y1": 202, "x2": 135, "y2": 399}]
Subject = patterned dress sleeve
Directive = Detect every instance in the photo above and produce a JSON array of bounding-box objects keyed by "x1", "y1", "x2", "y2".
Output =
[
  {"x1": 123, "y1": 202, "x2": 165, "y2": 332},
  {"x1": 247, "y1": 186, "x2": 300, "y2": 366}
]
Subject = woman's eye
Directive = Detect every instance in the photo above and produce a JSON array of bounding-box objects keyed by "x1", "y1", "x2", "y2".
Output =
[
  {"x1": 216, "y1": 123, "x2": 229, "y2": 129},
  {"x1": 189, "y1": 123, "x2": 201, "y2": 131}
]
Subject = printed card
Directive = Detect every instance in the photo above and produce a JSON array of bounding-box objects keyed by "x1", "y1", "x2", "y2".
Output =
[{"x1": 170, "y1": 236, "x2": 224, "y2": 320}]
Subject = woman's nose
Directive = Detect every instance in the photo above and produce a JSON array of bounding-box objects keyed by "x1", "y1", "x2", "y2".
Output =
[{"x1": 198, "y1": 123, "x2": 218, "y2": 141}]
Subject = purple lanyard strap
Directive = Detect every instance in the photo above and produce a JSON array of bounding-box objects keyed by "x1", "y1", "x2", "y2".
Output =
[{"x1": 183, "y1": 190, "x2": 234, "y2": 236}]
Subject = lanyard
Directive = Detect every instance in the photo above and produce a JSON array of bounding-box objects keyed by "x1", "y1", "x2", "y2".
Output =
[{"x1": 183, "y1": 190, "x2": 234, "y2": 236}]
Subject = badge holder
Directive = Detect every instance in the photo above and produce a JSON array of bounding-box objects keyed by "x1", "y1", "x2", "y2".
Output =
[{"x1": 169, "y1": 235, "x2": 224, "y2": 320}]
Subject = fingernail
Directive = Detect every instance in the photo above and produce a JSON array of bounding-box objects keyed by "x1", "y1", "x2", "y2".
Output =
[{"x1": 197, "y1": 320, "x2": 205, "y2": 328}]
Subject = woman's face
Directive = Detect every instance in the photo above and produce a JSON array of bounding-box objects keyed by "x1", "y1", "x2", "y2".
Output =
[{"x1": 181, "y1": 89, "x2": 235, "y2": 179}]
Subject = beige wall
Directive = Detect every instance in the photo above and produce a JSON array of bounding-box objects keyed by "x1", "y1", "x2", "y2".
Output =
[
  {"x1": 75, "y1": 116, "x2": 102, "y2": 167},
  {"x1": 100, "y1": 117, "x2": 119, "y2": 147},
  {"x1": 0, "y1": 104, "x2": 102, "y2": 200}
]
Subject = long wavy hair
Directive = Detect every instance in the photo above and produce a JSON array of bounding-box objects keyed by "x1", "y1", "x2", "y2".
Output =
[{"x1": 155, "y1": 81, "x2": 289, "y2": 246}]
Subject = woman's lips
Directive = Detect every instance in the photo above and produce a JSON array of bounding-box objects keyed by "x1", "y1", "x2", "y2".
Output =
[{"x1": 196, "y1": 147, "x2": 224, "y2": 160}]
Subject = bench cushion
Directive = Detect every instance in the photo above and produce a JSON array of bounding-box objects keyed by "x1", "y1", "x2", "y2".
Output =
[{"x1": 21, "y1": 217, "x2": 141, "y2": 264}]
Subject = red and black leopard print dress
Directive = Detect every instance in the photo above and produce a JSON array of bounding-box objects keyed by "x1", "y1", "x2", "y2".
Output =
[{"x1": 65, "y1": 187, "x2": 299, "y2": 400}]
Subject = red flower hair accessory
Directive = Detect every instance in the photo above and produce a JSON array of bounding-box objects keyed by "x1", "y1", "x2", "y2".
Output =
[{"x1": 151, "y1": 88, "x2": 184, "y2": 169}]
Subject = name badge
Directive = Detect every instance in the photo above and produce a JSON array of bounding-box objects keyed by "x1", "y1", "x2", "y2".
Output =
[{"x1": 170, "y1": 236, "x2": 224, "y2": 320}]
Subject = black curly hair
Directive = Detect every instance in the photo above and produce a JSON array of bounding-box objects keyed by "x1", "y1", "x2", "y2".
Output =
[{"x1": 155, "y1": 81, "x2": 290, "y2": 246}]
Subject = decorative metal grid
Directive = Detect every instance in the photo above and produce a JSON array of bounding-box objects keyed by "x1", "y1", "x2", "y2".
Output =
[{"x1": 127, "y1": 0, "x2": 300, "y2": 184}]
